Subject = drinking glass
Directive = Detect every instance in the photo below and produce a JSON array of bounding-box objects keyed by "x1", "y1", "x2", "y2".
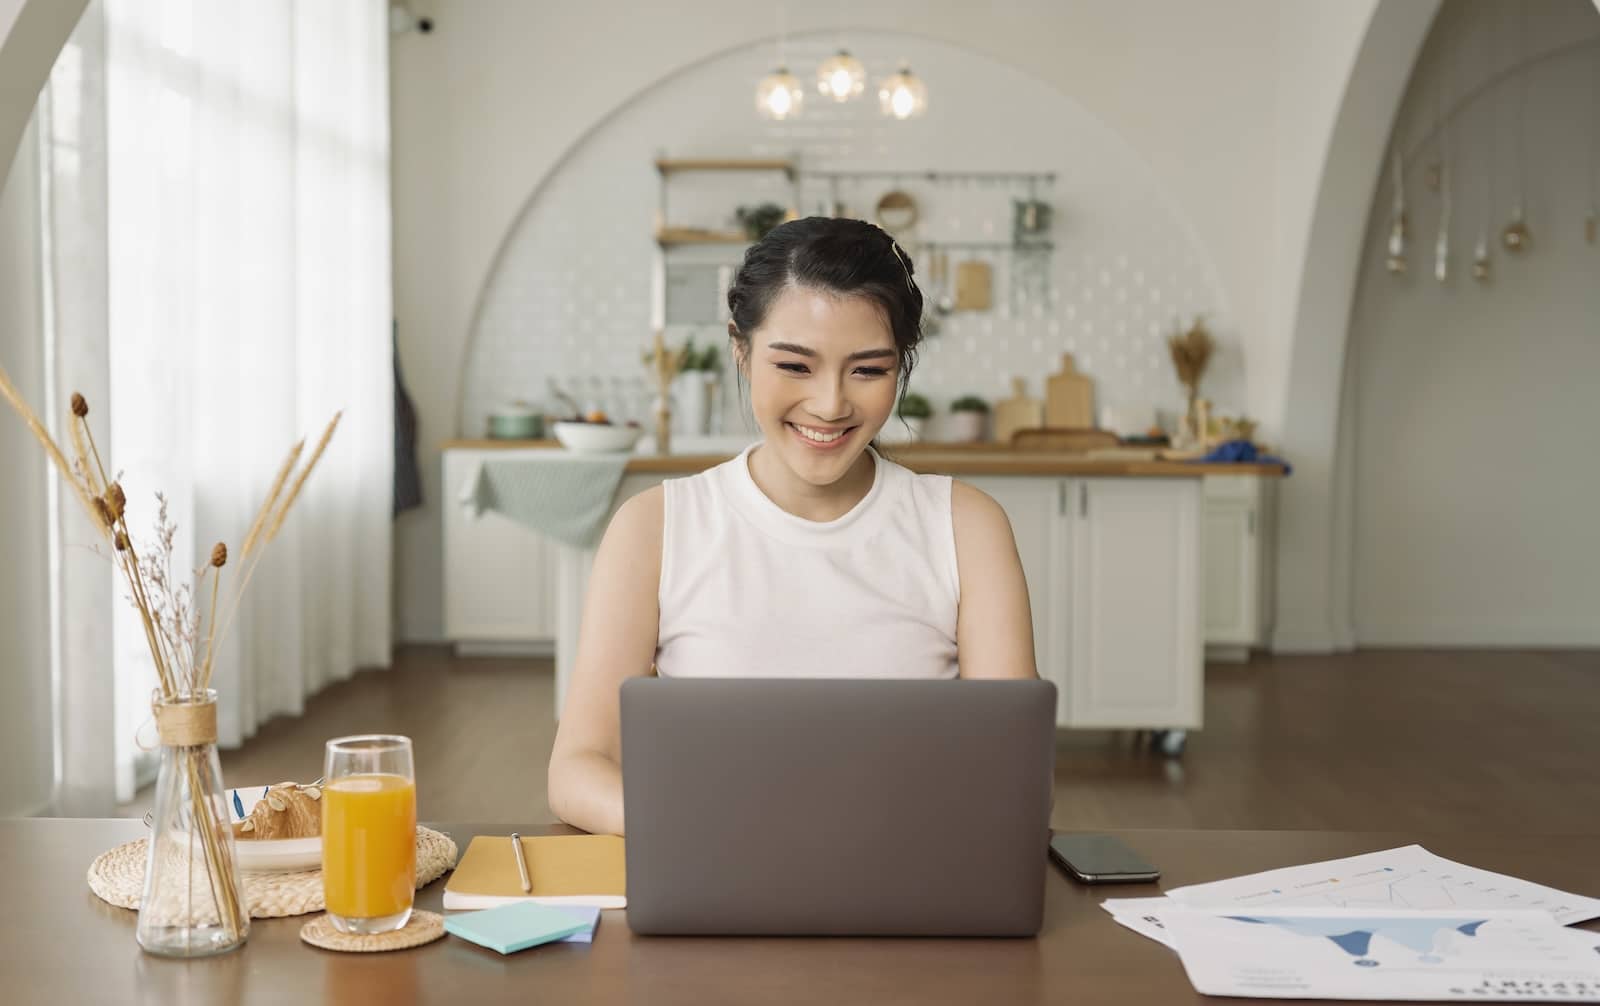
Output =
[{"x1": 322, "y1": 735, "x2": 416, "y2": 934}]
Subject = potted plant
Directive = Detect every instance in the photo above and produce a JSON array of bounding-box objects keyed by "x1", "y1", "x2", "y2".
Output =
[
  {"x1": 671, "y1": 335, "x2": 723, "y2": 437},
  {"x1": 735, "y1": 203, "x2": 788, "y2": 241},
  {"x1": 896, "y1": 392, "x2": 932, "y2": 442},
  {"x1": 947, "y1": 394, "x2": 989, "y2": 443}
]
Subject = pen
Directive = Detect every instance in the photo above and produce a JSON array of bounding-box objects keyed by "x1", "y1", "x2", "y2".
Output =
[{"x1": 510, "y1": 832, "x2": 532, "y2": 893}]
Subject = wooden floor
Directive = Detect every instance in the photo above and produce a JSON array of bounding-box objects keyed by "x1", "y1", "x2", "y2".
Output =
[{"x1": 128, "y1": 646, "x2": 1600, "y2": 834}]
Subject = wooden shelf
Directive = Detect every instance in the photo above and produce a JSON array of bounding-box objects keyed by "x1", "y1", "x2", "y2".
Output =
[
  {"x1": 654, "y1": 158, "x2": 795, "y2": 177},
  {"x1": 655, "y1": 227, "x2": 751, "y2": 246}
]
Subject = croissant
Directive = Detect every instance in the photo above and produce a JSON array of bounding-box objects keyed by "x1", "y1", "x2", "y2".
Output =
[{"x1": 232, "y1": 781, "x2": 322, "y2": 840}]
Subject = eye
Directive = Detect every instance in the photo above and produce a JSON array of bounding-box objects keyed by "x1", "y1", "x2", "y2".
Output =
[
  {"x1": 775, "y1": 362, "x2": 809, "y2": 374},
  {"x1": 854, "y1": 366, "x2": 891, "y2": 377}
]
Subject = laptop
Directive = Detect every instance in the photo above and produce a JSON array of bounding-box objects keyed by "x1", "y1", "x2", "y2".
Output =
[{"x1": 620, "y1": 677, "x2": 1057, "y2": 937}]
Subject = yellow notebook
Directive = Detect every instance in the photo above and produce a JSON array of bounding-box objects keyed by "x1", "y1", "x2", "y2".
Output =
[{"x1": 442, "y1": 834, "x2": 626, "y2": 910}]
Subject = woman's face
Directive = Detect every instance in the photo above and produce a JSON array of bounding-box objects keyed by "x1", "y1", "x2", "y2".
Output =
[{"x1": 739, "y1": 284, "x2": 900, "y2": 489}]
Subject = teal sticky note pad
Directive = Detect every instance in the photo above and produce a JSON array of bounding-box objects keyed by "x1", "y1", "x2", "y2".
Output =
[{"x1": 444, "y1": 902, "x2": 591, "y2": 955}]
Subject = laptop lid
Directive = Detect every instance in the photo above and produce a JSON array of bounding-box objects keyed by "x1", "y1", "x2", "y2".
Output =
[{"x1": 621, "y1": 678, "x2": 1056, "y2": 937}]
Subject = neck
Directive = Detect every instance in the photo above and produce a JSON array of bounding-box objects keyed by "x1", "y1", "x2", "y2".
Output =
[{"x1": 747, "y1": 443, "x2": 876, "y2": 523}]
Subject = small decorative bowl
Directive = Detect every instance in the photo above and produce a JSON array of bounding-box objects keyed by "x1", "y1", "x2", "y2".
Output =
[
  {"x1": 552, "y1": 421, "x2": 644, "y2": 454},
  {"x1": 226, "y1": 785, "x2": 322, "y2": 873}
]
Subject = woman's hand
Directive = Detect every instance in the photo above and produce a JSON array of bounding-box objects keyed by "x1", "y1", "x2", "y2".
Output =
[{"x1": 546, "y1": 485, "x2": 665, "y2": 835}]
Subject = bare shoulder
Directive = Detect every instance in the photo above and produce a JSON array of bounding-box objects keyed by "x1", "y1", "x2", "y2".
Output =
[
  {"x1": 949, "y1": 479, "x2": 1016, "y2": 544},
  {"x1": 602, "y1": 483, "x2": 665, "y2": 553}
]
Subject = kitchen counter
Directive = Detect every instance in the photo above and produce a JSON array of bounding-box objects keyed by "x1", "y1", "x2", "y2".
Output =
[{"x1": 440, "y1": 439, "x2": 1288, "y2": 478}]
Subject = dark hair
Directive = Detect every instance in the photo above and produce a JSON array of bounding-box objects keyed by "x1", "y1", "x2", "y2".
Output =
[{"x1": 726, "y1": 217, "x2": 924, "y2": 403}]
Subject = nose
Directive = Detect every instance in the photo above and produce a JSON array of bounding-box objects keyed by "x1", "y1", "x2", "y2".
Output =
[{"x1": 804, "y1": 376, "x2": 851, "y2": 424}]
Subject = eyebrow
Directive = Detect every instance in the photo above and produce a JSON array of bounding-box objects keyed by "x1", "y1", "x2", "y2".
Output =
[{"x1": 766, "y1": 341, "x2": 897, "y2": 362}]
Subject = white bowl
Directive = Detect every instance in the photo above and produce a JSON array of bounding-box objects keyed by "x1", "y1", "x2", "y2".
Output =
[
  {"x1": 553, "y1": 421, "x2": 644, "y2": 454},
  {"x1": 226, "y1": 785, "x2": 322, "y2": 873}
]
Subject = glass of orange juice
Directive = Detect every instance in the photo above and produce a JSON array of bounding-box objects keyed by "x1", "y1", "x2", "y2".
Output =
[{"x1": 322, "y1": 735, "x2": 417, "y2": 934}]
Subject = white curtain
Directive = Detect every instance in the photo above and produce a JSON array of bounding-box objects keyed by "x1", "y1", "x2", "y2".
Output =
[{"x1": 47, "y1": 0, "x2": 393, "y2": 803}]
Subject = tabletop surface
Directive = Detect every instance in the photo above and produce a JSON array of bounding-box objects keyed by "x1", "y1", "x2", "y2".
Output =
[{"x1": 5, "y1": 819, "x2": 1596, "y2": 1005}]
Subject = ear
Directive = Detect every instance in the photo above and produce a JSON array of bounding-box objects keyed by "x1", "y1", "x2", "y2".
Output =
[{"x1": 728, "y1": 323, "x2": 748, "y2": 373}]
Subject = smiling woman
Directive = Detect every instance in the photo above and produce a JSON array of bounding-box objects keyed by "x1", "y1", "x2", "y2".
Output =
[{"x1": 546, "y1": 217, "x2": 1039, "y2": 836}]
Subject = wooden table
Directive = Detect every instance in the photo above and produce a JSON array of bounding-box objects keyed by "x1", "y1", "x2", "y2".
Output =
[{"x1": 7, "y1": 820, "x2": 1598, "y2": 1004}]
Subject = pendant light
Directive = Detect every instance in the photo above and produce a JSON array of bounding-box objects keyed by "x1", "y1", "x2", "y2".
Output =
[
  {"x1": 817, "y1": 49, "x2": 866, "y2": 102},
  {"x1": 757, "y1": 8, "x2": 803, "y2": 120},
  {"x1": 1385, "y1": 150, "x2": 1408, "y2": 274},
  {"x1": 878, "y1": 63, "x2": 928, "y2": 120},
  {"x1": 757, "y1": 67, "x2": 804, "y2": 120}
]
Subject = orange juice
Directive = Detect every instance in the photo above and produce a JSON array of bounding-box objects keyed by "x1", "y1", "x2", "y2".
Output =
[{"x1": 322, "y1": 773, "x2": 417, "y2": 919}]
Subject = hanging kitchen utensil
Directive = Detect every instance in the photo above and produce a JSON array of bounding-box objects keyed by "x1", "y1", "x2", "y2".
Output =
[
  {"x1": 1385, "y1": 150, "x2": 1407, "y2": 274},
  {"x1": 874, "y1": 190, "x2": 919, "y2": 235},
  {"x1": 954, "y1": 259, "x2": 992, "y2": 311}
]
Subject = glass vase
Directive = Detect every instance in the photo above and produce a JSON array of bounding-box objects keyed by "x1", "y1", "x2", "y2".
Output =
[{"x1": 136, "y1": 689, "x2": 250, "y2": 957}]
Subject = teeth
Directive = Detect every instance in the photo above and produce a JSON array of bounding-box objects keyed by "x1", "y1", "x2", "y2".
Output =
[{"x1": 793, "y1": 424, "x2": 845, "y2": 443}]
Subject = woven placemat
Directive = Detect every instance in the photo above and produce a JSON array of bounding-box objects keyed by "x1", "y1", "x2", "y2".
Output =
[
  {"x1": 87, "y1": 826, "x2": 457, "y2": 919},
  {"x1": 300, "y1": 910, "x2": 444, "y2": 953}
]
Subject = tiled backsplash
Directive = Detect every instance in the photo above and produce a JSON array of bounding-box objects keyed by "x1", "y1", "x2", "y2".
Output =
[{"x1": 461, "y1": 32, "x2": 1241, "y2": 442}]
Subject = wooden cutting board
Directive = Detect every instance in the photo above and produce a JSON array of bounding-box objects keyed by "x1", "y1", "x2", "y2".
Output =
[
  {"x1": 1045, "y1": 353, "x2": 1095, "y2": 428},
  {"x1": 993, "y1": 377, "x2": 1044, "y2": 446},
  {"x1": 954, "y1": 260, "x2": 992, "y2": 311}
]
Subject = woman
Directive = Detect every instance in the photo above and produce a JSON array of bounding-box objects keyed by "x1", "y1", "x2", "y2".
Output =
[{"x1": 547, "y1": 217, "x2": 1037, "y2": 835}]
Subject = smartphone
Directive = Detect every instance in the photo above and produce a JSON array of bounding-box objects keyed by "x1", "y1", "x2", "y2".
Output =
[{"x1": 1048, "y1": 833, "x2": 1160, "y2": 884}]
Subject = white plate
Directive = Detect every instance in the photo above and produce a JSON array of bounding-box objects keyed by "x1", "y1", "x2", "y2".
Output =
[{"x1": 226, "y1": 785, "x2": 322, "y2": 873}]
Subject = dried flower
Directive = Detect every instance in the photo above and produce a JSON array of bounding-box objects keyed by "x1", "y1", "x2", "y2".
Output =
[
  {"x1": 70, "y1": 392, "x2": 88, "y2": 417},
  {"x1": 211, "y1": 543, "x2": 227, "y2": 567},
  {"x1": 114, "y1": 531, "x2": 128, "y2": 551},
  {"x1": 93, "y1": 497, "x2": 115, "y2": 531},
  {"x1": 105, "y1": 481, "x2": 127, "y2": 521}
]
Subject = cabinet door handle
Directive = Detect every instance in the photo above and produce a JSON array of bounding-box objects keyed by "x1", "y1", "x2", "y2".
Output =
[
  {"x1": 1079, "y1": 482, "x2": 1088, "y2": 518},
  {"x1": 1058, "y1": 481, "x2": 1066, "y2": 516},
  {"x1": 1248, "y1": 510, "x2": 1256, "y2": 536}
]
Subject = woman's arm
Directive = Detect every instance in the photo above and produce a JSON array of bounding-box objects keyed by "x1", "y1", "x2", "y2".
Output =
[
  {"x1": 950, "y1": 480, "x2": 1039, "y2": 680},
  {"x1": 546, "y1": 484, "x2": 664, "y2": 834}
]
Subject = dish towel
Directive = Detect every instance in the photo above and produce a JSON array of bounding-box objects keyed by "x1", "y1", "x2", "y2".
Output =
[
  {"x1": 460, "y1": 455, "x2": 632, "y2": 548},
  {"x1": 1190, "y1": 439, "x2": 1292, "y2": 476}
]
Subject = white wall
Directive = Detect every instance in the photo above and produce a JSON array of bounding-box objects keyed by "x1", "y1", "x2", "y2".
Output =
[
  {"x1": 0, "y1": 116, "x2": 53, "y2": 816},
  {"x1": 461, "y1": 30, "x2": 1236, "y2": 445},
  {"x1": 391, "y1": 0, "x2": 1374, "y2": 643},
  {"x1": 1348, "y1": 0, "x2": 1600, "y2": 645}
]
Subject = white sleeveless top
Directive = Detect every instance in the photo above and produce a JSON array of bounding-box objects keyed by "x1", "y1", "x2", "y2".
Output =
[{"x1": 656, "y1": 443, "x2": 960, "y2": 679}]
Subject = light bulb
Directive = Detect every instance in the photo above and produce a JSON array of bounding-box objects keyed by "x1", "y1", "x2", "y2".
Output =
[
  {"x1": 756, "y1": 66, "x2": 804, "y2": 120},
  {"x1": 816, "y1": 50, "x2": 865, "y2": 102},
  {"x1": 877, "y1": 65, "x2": 927, "y2": 120}
]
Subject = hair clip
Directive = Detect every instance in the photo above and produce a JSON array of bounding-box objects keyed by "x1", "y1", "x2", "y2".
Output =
[{"x1": 890, "y1": 241, "x2": 918, "y2": 295}]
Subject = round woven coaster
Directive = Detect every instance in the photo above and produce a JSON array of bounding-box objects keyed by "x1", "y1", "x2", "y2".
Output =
[
  {"x1": 300, "y1": 910, "x2": 444, "y2": 953},
  {"x1": 87, "y1": 826, "x2": 457, "y2": 919}
]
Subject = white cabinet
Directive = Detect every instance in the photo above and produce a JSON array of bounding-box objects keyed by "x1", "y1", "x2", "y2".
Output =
[
  {"x1": 1202, "y1": 475, "x2": 1276, "y2": 660},
  {"x1": 1068, "y1": 478, "x2": 1202, "y2": 729},
  {"x1": 967, "y1": 476, "x2": 1203, "y2": 731},
  {"x1": 441, "y1": 450, "x2": 560, "y2": 651}
]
